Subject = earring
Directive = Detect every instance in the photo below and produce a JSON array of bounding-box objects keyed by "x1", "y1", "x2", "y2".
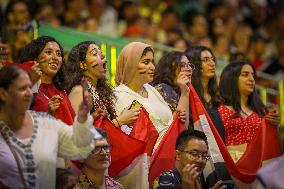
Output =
[{"x1": 80, "y1": 62, "x2": 87, "y2": 70}]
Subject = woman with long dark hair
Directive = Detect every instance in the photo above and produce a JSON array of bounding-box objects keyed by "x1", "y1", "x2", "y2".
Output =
[
  {"x1": 17, "y1": 36, "x2": 75, "y2": 125},
  {"x1": 185, "y1": 46, "x2": 225, "y2": 140},
  {"x1": 218, "y1": 61, "x2": 270, "y2": 160},
  {"x1": 218, "y1": 60, "x2": 281, "y2": 187},
  {"x1": 152, "y1": 51, "x2": 191, "y2": 126},
  {"x1": 63, "y1": 41, "x2": 138, "y2": 127}
]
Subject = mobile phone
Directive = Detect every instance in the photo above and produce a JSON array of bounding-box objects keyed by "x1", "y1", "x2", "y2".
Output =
[
  {"x1": 221, "y1": 180, "x2": 235, "y2": 189},
  {"x1": 129, "y1": 100, "x2": 143, "y2": 110}
]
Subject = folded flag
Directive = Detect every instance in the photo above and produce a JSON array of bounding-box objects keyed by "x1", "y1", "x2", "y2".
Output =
[
  {"x1": 95, "y1": 107, "x2": 158, "y2": 189},
  {"x1": 149, "y1": 113, "x2": 184, "y2": 187},
  {"x1": 189, "y1": 84, "x2": 282, "y2": 186}
]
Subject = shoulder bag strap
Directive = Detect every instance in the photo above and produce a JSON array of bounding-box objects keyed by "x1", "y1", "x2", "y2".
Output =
[{"x1": 0, "y1": 132, "x2": 29, "y2": 189}]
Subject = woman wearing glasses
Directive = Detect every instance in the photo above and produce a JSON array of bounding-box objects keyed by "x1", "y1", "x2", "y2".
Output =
[
  {"x1": 152, "y1": 51, "x2": 192, "y2": 127},
  {"x1": 74, "y1": 128, "x2": 124, "y2": 189},
  {"x1": 184, "y1": 46, "x2": 236, "y2": 188},
  {"x1": 185, "y1": 46, "x2": 225, "y2": 141}
]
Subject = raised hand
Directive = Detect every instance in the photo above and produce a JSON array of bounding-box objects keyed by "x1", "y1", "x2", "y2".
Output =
[
  {"x1": 178, "y1": 110, "x2": 186, "y2": 123},
  {"x1": 77, "y1": 79, "x2": 93, "y2": 123},
  {"x1": 181, "y1": 164, "x2": 201, "y2": 189},
  {"x1": 92, "y1": 108, "x2": 108, "y2": 121},
  {"x1": 0, "y1": 42, "x2": 11, "y2": 63},
  {"x1": 177, "y1": 72, "x2": 190, "y2": 94},
  {"x1": 28, "y1": 62, "x2": 42, "y2": 84}
]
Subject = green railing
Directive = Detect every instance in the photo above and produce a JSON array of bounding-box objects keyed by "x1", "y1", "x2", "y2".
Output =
[{"x1": 39, "y1": 23, "x2": 284, "y2": 127}]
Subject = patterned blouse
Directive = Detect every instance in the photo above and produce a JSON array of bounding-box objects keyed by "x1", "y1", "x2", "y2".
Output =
[
  {"x1": 74, "y1": 173, "x2": 124, "y2": 189},
  {"x1": 218, "y1": 104, "x2": 262, "y2": 145},
  {"x1": 154, "y1": 83, "x2": 179, "y2": 113},
  {"x1": 87, "y1": 81, "x2": 116, "y2": 120}
]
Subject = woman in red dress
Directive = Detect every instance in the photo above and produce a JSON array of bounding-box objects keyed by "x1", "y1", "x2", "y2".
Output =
[
  {"x1": 218, "y1": 60, "x2": 281, "y2": 187},
  {"x1": 17, "y1": 36, "x2": 75, "y2": 125}
]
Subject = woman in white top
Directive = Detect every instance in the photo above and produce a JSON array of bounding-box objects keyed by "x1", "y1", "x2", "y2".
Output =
[
  {"x1": 115, "y1": 41, "x2": 189, "y2": 148},
  {"x1": 0, "y1": 65, "x2": 94, "y2": 189},
  {"x1": 114, "y1": 42, "x2": 189, "y2": 189}
]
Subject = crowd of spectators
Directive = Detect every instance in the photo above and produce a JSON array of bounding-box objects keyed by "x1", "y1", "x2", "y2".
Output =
[
  {"x1": 0, "y1": 0, "x2": 283, "y2": 83},
  {"x1": 0, "y1": 1, "x2": 283, "y2": 188}
]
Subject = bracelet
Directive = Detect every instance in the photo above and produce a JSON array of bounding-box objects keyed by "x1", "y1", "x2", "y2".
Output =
[{"x1": 115, "y1": 118, "x2": 121, "y2": 127}]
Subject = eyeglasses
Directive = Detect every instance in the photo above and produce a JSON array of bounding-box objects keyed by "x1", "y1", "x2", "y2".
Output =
[
  {"x1": 179, "y1": 61, "x2": 195, "y2": 71},
  {"x1": 91, "y1": 145, "x2": 111, "y2": 154},
  {"x1": 180, "y1": 150, "x2": 211, "y2": 161},
  {"x1": 200, "y1": 57, "x2": 215, "y2": 63}
]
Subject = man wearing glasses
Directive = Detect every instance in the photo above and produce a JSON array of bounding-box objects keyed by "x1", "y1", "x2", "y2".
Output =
[
  {"x1": 153, "y1": 130, "x2": 226, "y2": 189},
  {"x1": 74, "y1": 128, "x2": 124, "y2": 189}
]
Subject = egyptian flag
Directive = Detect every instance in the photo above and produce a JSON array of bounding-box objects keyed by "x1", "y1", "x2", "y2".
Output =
[
  {"x1": 130, "y1": 108, "x2": 159, "y2": 156},
  {"x1": 189, "y1": 84, "x2": 282, "y2": 187},
  {"x1": 95, "y1": 107, "x2": 158, "y2": 189},
  {"x1": 148, "y1": 113, "x2": 185, "y2": 187}
]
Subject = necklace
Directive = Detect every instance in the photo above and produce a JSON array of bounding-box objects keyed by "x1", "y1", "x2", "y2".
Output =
[
  {"x1": 87, "y1": 81, "x2": 107, "y2": 111},
  {"x1": 85, "y1": 175, "x2": 98, "y2": 189},
  {"x1": 137, "y1": 87, "x2": 148, "y2": 97}
]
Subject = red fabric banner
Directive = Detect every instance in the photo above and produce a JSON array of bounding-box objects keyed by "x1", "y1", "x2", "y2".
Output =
[
  {"x1": 95, "y1": 117, "x2": 145, "y2": 177},
  {"x1": 149, "y1": 114, "x2": 185, "y2": 186},
  {"x1": 95, "y1": 107, "x2": 158, "y2": 177},
  {"x1": 189, "y1": 84, "x2": 282, "y2": 183},
  {"x1": 18, "y1": 61, "x2": 35, "y2": 71},
  {"x1": 130, "y1": 108, "x2": 159, "y2": 156}
]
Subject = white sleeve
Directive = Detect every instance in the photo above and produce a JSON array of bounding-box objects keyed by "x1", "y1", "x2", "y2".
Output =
[{"x1": 57, "y1": 114, "x2": 94, "y2": 160}]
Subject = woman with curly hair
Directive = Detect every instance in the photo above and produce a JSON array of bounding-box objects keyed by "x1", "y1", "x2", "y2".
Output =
[
  {"x1": 151, "y1": 51, "x2": 192, "y2": 126},
  {"x1": 17, "y1": 36, "x2": 75, "y2": 125},
  {"x1": 63, "y1": 41, "x2": 139, "y2": 127}
]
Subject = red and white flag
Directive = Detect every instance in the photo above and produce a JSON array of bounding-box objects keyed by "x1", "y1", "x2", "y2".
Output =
[
  {"x1": 149, "y1": 114, "x2": 185, "y2": 187},
  {"x1": 189, "y1": 84, "x2": 282, "y2": 187},
  {"x1": 95, "y1": 108, "x2": 159, "y2": 189}
]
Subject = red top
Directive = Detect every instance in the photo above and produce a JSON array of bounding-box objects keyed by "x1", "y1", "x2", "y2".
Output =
[
  {"x1": 218, "y1": 104, "x2": 262, "y2": 145},
  {"x1": 32, "y1": 83, "x2": 75, "y2": 125}
]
